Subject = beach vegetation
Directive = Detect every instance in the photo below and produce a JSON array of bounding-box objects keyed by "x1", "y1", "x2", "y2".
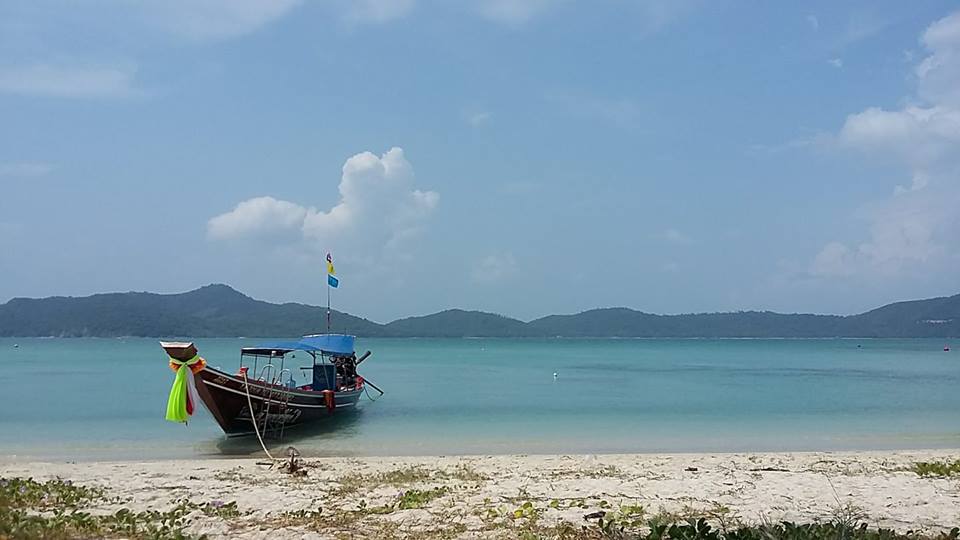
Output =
[
  {"x1": 395, "y1": 487, "x2": 449, "y2": 510},
  {"x1": 330, "y1": 465, "x2": 485, "y2": 497},
  {"x1": 0, "y1": 476, "x2": 255, "y2": 540},
  {"x1": 911, "y1": 460, "x2": 960, "y2": 477},
  {"x1": 586, "y1": 517, "x2": 960, "y2": 540},
  {"x1": 0, "y1": 477, "x2": 109, "y2": 510}
]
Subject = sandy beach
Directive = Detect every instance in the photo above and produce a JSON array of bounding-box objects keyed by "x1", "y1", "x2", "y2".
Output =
[{"x1": 3, "y1": 450, "x2": 959, "y2": 539}]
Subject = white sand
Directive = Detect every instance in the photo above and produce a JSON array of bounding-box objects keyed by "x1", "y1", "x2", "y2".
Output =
[{"x1": 3, "y1": 450, "x2": 959, "y2": 539}]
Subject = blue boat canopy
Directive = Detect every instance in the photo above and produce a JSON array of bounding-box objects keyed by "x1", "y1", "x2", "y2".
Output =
[
  {"x1": 300, "y1": 334, "x2": 355, "y2": 355},
  {"x1": 243, "y1": 334, "x2": 356, "y2": 357}
]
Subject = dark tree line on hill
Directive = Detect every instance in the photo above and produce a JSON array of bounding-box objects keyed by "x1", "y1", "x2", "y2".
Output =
[{"x1": 1, "y1": 284, "x2": 958, "y2": 338}]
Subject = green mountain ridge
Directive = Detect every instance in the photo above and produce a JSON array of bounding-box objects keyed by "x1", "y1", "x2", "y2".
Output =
[{"x1": 1, "y1": 283, "x2": 958, "y2": 338}]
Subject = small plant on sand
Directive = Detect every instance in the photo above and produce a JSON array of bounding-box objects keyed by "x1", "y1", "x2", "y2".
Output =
[
  {"x1": 912, "y1": 460, "x2": 960, "y2": 477},
  {"x1": 512, "y1": 501, "x2": 541, "y2": 521},
  {"x1": 447, "y1": 464, "x2": 488, "y2": 483},
  {"x1": 199, "y1": 499, "x2": 244, "y2": 519},
  {"x1": 395, "y1": 487, "x2": 449, "y2": 510},
  {"x1": 330, "y1": 465, "x2": 472, "y2": 497}
]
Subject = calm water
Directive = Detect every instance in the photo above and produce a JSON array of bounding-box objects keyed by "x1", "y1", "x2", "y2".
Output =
[{"x1": 1, "y1": 338, "x2": 958, "y2": 460}]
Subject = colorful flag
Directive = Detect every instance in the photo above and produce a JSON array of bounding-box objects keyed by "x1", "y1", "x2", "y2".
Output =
[
  {"x1": 328, "y1": 274, "x2": 339, "y2": 288},
  {"x1": 326, "y1": 253, "x2": 335, "y2": 275}
]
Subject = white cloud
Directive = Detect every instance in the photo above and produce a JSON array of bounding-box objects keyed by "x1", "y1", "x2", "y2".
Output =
[
  {"x1": 139, "y1": 0, "x2": 302, "y2": 40},
  {"x1": 477, "y1": 0, "x2": 554, "y2": 25},
  {"x1": 810, "y1": 242, "x2": 855, "y2": 277},
  {"x1": 208, "y1": 147, "x2": 439, "y2": 257},
  {"x1": 471, "y1": 253, "x2": 517, "y2": 282},
  {"x1": 475, "y1": 0, "x2": 695, "y2": 29},
  {"x1": 840, "y1": 106, "x2": 960, "y2": 168},
  {"x1": 828, "y1": 58, "x2": 843, "y2": 68},
  {"x1": 339, "y1": 0, "x2": 415, "y2": 25},
  {"x1": 810, "y1": 185, "x2": 954, "y2": 278},
  {"x1": 465, "y1": 111, "x2": 492, "y2": 127},
  {"x1": 810, "y1": 10, "x2": 960, "y2": 279},
  {"x1": 806, "y1": 15, "x2": 819, "y2": 32},
  {"x1": 0, "y1": 64, "x2": 140, "y2": 99},
  {"x1": 208, "y1": 196, "x2": 309, "y2": 240},
  {"x1": 0, "y1": 162, "x2": 53, "y2": 177},
  {"x1": 656, "y1": 228, "x2": 692, "y2": 244},
  {"x1": 916, "y1": 10, "x2": 960, "y2": 107}
]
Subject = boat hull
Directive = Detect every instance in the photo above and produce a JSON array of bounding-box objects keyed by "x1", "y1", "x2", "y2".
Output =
[{"x1": 194, "y1": 366, "x2": 363, "y2": 437}]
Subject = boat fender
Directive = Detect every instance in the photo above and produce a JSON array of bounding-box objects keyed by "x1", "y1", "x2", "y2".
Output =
[
  {"x1": 322, "y1": 390, "x2": 335, "y2": 414},
  {"x1": 356, "y1": 375, "x2": 364, "y2": 390}
]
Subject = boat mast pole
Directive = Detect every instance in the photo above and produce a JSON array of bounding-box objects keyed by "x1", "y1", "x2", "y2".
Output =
[{"x1": 326, "y1": 276, "x2": 331, "y2": 333}]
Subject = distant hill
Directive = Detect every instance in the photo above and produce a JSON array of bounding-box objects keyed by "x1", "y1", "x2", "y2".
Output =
[
  {"x1": 525, "y1": 309, "x2": 849, "y2": 338},
  {"x1": 0, "y1": 284, "x2": 958, "y2": 338},
  {"x1": 384, "y1": 309, "x2": 528, "y2": 338},
  {"x1": 0, "y1": 284, "x2": 382, "y2": 338}
]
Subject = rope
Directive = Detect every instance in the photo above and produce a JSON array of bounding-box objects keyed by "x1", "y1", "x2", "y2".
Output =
[
  {"x1": 363, "y1": 384, "x2": 381, "y2": 402},
  {"x1": 241, "y1": 370, "x2": 276, "y2": 461}
]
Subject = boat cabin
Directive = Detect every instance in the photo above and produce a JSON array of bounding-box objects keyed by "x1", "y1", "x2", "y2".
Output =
[{"x1": 238, "y1": 334, "x2": 362, "y2": 392}]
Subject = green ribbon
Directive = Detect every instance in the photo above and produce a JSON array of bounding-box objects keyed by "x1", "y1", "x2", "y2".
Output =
[{"x1": 165, "y1": 355, "x2": 201, "y2": 423}]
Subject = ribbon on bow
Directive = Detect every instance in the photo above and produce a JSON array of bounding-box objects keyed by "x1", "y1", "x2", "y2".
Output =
[{"x1": 165, "y1": 355, "x2": 206, "y2": 423}]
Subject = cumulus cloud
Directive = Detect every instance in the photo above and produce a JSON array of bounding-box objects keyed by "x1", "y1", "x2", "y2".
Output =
[
  {"x1": 839, "y1": 105, "x2": 960, "y2": 168},
  {"x1": 208, "y1": 148, "x2": 439, "y2": 257},
  {"x1": 0, "y1": 64, "x2": 140, "y2": 99},
  {"x1": 810, "y1": 10, "x2": 960, "y2": 279},
  {"x1": 810, "y1": 185, "x2": 955, "y2": 277},
  {"x1": 208, "y1": 197, "x2": 309, "y2": 240},
  {"x1": 915, "y1": 10, "x2": 960, "y2": 106}
]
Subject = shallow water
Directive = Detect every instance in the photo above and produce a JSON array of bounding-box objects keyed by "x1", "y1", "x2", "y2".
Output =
[{"x1": 1, "y1": 338, "x2": 958, "y2": 460}]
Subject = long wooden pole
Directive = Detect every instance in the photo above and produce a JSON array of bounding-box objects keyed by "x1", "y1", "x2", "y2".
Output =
[{"x1": 363, "y1": 377, "x2": 385, "y2": 395}]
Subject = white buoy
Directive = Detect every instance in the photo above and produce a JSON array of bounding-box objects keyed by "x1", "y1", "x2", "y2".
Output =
[
  {"x1": 13, "y1": 344, "x2": 18, "y2": 349},
  {"x1": 553, "y1": 371, "x2": 558, "y2": 380}
]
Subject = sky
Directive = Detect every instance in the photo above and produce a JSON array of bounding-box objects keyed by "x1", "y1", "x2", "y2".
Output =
[{"x1": 1, "y1": 0, "x2": 959, "y2": 323}]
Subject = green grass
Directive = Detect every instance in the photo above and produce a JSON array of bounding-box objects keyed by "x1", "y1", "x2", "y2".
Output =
[
  {"x1": 912, "y1": 460, "x2": 960, "y2": 477},
  {"x1": 395, "y1": 487, "x2": 449, "y2": 510}
]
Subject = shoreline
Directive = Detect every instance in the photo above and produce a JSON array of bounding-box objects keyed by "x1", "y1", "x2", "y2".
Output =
[
  {"x1": 4, "y1": 440, "x2": 960, "y2": 464},
  {"x1": 3, "y1": 450, "x2": 958, "y2": 538}
]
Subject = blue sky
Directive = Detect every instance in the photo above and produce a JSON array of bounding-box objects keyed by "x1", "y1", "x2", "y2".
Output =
[{"x1": 1, "y1": 0, "x2": 959, "y2": 322}]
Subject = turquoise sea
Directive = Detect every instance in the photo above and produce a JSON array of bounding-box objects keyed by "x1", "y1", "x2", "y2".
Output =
[{"x1": 1, "y1": 338, "x2": 958, "y2": 461}]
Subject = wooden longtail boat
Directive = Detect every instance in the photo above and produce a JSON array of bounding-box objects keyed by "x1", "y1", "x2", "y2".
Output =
[{"x1": 161, "y1": 334, "x2": 373, "y2": 438}]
